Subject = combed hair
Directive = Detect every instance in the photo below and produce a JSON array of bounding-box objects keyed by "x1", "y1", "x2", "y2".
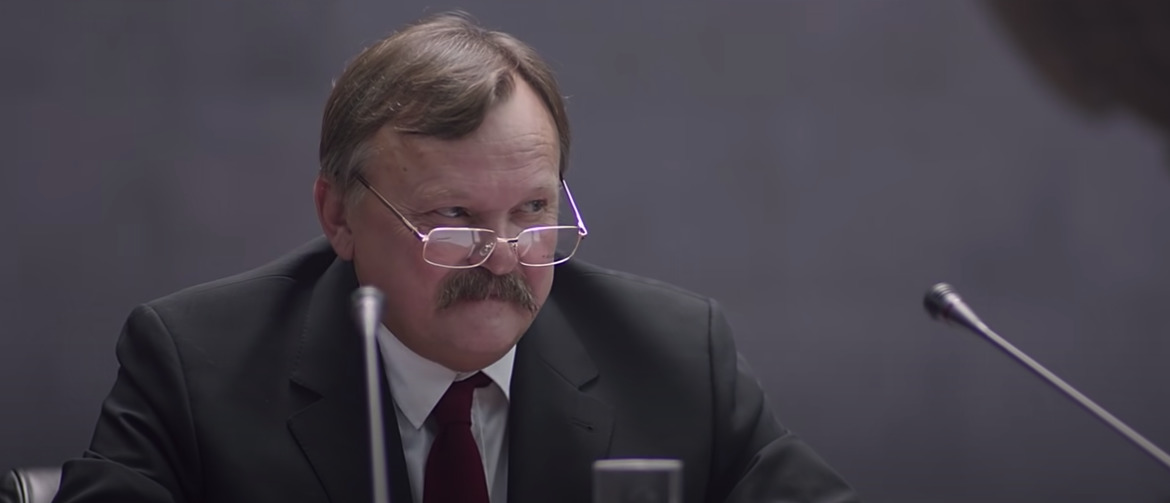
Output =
[{"x1": 318, "y1": 11, "x2": 570, "y2": 204}]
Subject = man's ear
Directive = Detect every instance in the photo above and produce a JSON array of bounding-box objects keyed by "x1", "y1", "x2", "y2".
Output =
[{"x1": 314, "y1": 175, "x2": 355, "y2": 260}]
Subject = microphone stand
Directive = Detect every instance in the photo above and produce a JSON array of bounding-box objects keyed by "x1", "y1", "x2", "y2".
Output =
[
  {"x1": 925, "y1": 283, "x2": 1170, "y2": 473},
  {"x1": 353, "y1": 286, "x2": 391, "y2": 503}
]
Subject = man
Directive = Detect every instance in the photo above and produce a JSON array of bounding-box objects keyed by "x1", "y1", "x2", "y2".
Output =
[{"x1": 53, "y1": 11, "x2": 859, "y2": 503}]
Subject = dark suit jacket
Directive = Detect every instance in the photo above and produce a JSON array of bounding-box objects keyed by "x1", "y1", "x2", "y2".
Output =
[{"x1": 53, "y1": 237, "x2": 858, "y2": 503}]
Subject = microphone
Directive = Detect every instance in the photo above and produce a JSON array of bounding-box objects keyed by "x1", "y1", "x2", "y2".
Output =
[
  {"x1": 352, "y1": 286, "x2": 391, "y2": 503},
  {"x1": 924, "y1": 283, "x2": 1170, "y2": 472}
]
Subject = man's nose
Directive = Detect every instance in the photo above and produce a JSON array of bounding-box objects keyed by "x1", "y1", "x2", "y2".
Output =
[{"x1": 478, "y1": 238, "x2": 520, "y2": 276}]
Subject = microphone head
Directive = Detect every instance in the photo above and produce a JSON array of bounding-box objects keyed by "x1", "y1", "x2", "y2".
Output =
[
  {"x1": 923, "y1": 282, "x2": 990, "y2": 334},
  {"x1": 923, "y1": 282, "x2": 957, "y2": 321},
  {"x1": 352, "y1": 286, "x2": 385, "y2": 306},
  {"x1": 351, "y1": 286, "x2": 386, "y2": 335}
]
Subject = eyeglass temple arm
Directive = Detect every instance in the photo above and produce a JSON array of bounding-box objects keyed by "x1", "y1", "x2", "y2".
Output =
[
  {"x1": 562, "y1": 180, "x2": 588, "y2": 237},
  {"x1": 356, "y1": 175, "x2": 428, "y2": 241}
]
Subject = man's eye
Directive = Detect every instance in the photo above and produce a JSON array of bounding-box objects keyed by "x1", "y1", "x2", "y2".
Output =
[
  {"x1": 519, "y1": 200, "x2": 549, "y2": 213},
  {"x1": 433, "y1": 207, "x2": 469, "y2": 218}
]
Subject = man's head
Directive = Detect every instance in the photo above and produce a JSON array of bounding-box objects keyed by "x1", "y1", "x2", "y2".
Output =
[{"x1": 313, "y1": 12, "x2": 574, "y2": 372}]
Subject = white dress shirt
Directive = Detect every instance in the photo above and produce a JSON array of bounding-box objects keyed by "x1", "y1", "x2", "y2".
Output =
[{"x1": 377, "y1": 325, "x2": 513, "y2": 503}]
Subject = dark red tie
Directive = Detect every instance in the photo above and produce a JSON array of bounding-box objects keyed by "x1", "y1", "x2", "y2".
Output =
[{"x1": 424, "y1": 372, "x2": 493, "y2": 503}]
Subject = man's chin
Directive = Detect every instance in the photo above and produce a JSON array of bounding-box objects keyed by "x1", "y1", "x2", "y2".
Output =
[
  {"x1": 437, "y1": 317, "x2": 530, "y2": 366},
  {"x1": 438, "y1": 296, "x2": 539, "y2": 335}
]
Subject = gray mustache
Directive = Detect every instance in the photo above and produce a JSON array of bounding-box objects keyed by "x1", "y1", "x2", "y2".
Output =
[{"x1": 437, "y1": 268, "x2": 539, "y2": 313}]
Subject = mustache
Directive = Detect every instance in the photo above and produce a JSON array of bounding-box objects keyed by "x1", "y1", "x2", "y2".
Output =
[{"x1": 436, "y1": 268, "x2": 539, "y2": 313}]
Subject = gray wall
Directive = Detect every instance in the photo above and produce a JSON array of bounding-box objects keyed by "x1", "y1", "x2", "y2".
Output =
[{"x1": 4, "y1": 1, "x2": 1170, "y2": 502}]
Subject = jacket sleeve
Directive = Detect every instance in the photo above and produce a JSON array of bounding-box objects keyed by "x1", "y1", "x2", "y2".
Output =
[
  {"x1": 705, "y1": 299, "x2": 861, "y2": 503},
  {"x1": 53, "y1": 304, "x2": 202, "y2": 503}
]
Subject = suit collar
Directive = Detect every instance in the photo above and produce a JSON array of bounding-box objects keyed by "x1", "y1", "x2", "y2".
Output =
[
  {"x1": 508, "y1": 289, "x2": 614, "y2": 503},
  {"x1": 284, "y1": 252, "x2": 614, "y2": 503},
  {"x1": 286, "y1": 257, "x2": 415, "y2": 503},
  {"x1": 522, "y1": 293, "x2": 598, "y2": 388},
  {"x1": 377, "y1": 322, "x2": 516, "y2": 429},
  {"x1": 289, "y1": 254, "x2": 359, "y2": 397}
]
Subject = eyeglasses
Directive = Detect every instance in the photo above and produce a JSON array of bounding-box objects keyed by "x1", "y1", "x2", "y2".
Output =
[{"x1": 356, "y1": 174, "x2": 589, "y2": 269}]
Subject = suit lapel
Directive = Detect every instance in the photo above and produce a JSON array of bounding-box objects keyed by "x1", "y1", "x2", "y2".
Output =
[
  {"x1": 286, "y1": 258, "x2": 414, "y2": 503},
  {"x1": 282, "y1": 254, "x2": 614, "y2": 503},
  {"x1": 508, "y1": 295, "x2": 614, "y2": 503}
]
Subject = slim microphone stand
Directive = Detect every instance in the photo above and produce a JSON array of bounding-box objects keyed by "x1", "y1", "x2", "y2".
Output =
[
  {"x1": 354, "y1": 287, "x2": 392, "y2": 503},
  {"x1": 925, "y1": 283, "x2": 1170, "y2": 473}
]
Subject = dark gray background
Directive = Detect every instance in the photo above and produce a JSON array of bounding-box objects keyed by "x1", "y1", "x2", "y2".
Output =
[{"x1": 3, "y1": 1, "x2": 1169, "y2": 502}]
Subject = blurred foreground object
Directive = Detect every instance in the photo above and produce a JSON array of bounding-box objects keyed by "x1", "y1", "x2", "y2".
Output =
[{"x1": 985, "y1": 0, "x2": 1170, "y2": 152}]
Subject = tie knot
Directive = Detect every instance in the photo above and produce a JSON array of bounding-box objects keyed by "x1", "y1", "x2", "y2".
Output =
[{"x1": 432, "y1": 372, "x2": 492, "y2": 427}]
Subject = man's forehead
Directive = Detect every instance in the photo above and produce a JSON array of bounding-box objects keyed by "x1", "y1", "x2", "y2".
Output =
[
  {"x1": 362, "y1": 138, "x2": 554, "y2": 198},
  {"x1": 410, "y1": 175, "x2": 559, "y2": 203},
  {"x1": 400, "y1": 131, "x2": 555, "y2": 164},
  {"x1": 371, "y1": 120, "x2": 555, "y2": 162}
]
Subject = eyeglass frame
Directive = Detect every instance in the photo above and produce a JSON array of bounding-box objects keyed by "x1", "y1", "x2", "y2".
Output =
[{"x1": 355, "y1": 173, "x2": 589, "y2": 269}]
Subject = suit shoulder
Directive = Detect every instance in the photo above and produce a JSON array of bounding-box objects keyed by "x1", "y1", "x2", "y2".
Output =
[
  {"x1": 143, "y1": 237, "x2": 336, "y2": 314},
  {"x1": 550, "y1": 260, "x2": 730, "y2": 375},
  {"x1": 555, "y1": 259, "x2": 715, "y2": 313}
]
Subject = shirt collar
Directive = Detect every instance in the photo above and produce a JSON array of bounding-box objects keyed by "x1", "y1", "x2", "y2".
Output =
[{"x1": 376, "y1": 324, "x2": 515, "y2": 430}]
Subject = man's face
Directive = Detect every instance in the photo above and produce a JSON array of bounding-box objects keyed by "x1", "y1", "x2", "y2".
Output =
[{"x1": 321, "y1": 79, "x2": 561, "y2": 372}]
